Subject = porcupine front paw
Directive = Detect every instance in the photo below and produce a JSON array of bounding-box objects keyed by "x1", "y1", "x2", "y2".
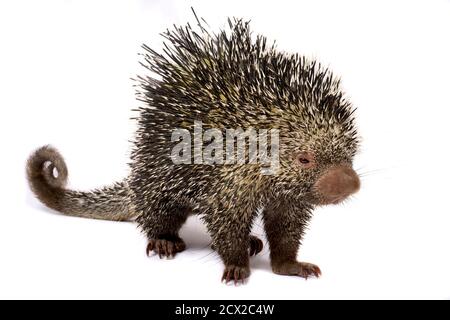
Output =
[
  {"x1": 211, "y1": 235, "x2": 263, "y2": 257},
  {"x1": 272, "y1": 261, "x2": 321, "y2": 279},
  {"x1": 221, "y1": 265, "x2": 251, "y2": 284},
  {"x1": 146, "y1": 236, "x2": 186, "y2": 258}
]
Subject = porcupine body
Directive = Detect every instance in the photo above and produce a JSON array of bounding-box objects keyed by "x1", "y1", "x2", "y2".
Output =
[{"x1": 27, "y1": 14, "x2": 360, "y2": 282}]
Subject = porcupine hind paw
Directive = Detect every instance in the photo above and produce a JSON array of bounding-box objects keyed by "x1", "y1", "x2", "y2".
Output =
[
  {"x1": 146, "y1": 236, "x2": 186, "y2": 259},
  {"x1": 249, "y1": 235, "x2": 264, "y2": 256},
  {"x1": 221, "y1": 265, "x2": 250, "y2": 285},
  {"x1": 272, "y1": 261, "x2": 322, "y2": 279}
]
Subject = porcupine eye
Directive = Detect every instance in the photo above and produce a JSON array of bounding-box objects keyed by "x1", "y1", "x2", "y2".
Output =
[
  {"x1": 296, "y1": 152, "x2": 315, "y2": 169},
  {"x1": 299, "y1": 158, "x2": 309, "y2": 164}
]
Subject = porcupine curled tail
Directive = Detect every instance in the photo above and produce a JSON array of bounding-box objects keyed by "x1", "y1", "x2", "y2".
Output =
[{"x1": 26, "y1": 145, "x2": 137, "y2": 221}]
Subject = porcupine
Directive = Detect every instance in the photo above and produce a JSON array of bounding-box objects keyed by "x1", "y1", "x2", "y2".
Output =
[{"x1": 26, "y1": 13, "x2": 360, "y2": 283}]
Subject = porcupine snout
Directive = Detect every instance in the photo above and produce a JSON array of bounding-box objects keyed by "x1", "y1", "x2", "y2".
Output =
[{"x1": 313, "y1": 165, "x2": 360, "y2": 205}]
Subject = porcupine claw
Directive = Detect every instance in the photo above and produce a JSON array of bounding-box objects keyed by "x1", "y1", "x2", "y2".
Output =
[
  {"x1": 221, "y1": 265, "x2": 250, "y2": 285},
  {"x1": 249, "y1": 235, "x2": 264, "y2": 256},
  {"x1": 146, "y1": 237, "x2": 186, "y2": 258},
  {"x1": 211, "y1": 235, "x2": 264, "y2": 257}
]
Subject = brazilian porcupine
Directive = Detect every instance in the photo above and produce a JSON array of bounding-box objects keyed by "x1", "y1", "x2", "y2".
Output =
[{"x1": 27, "y1": 13, "x2": 360, "y2": 283}]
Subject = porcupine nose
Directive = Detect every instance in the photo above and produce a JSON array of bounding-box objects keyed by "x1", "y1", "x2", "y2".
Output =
[{"x1": 314, "y1": 165, "x2": 360, "y2": 204}]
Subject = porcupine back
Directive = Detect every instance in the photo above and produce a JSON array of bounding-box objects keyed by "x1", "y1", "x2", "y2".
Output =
[{"x1": 134, "y1": 15, "x2": 354, "y2": 153}]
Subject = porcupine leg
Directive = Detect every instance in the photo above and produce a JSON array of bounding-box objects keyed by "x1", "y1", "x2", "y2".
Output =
[
  {"x1": 215, "y1": 230, "x2": 252, "y2": 284},
  {"x1": 206, "y1": 206, "x2": 258, "y2": 284},
  {"x1": 262, "y1": 201, "x2": 321, "y2": 279},
  {"x1": 138, "y1": 199, "x2": 191, "y2": 258}
]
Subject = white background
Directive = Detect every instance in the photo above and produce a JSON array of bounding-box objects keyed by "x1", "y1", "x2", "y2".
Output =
[{"x1": 1, "y1": 0, "x2": 450, "y2": 299}]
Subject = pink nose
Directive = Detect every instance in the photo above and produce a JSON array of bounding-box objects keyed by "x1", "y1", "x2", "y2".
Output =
[{"x1": 314, "y1": 165, "x2": 360, "y2": 204}]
